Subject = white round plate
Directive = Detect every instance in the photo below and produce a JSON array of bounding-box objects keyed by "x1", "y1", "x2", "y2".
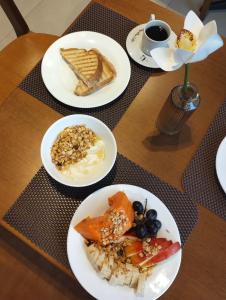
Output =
[
  {"x1": 41, "y1": 31, "x2": 131, "y2": 108},
  {"x1": 126, "y1": 24, "x2": 176, "y2": 68},
  {"x1": 216, "y1": 136, "x2": 226, "y2": 193},
  {"x1": 40, "y1": 115, "x2": 117, "y2": 187},
  {"x1": 67, "y1": 184, "x2": 182, "y2": 300}
]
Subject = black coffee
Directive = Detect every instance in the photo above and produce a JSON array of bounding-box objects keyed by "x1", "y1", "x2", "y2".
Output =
[{"x1": 145, "y1": 25, "x2": 168, "y2": 41}]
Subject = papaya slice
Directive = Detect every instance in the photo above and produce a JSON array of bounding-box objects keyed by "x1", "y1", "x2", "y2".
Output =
[{"x1": 75, "y1": 191, "x2": 134, "y2": 244}]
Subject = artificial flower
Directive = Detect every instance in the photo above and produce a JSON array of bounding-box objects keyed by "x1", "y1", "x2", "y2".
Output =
[{"x1": 150, "y1": 10, "x2": 224, "y2": 71}]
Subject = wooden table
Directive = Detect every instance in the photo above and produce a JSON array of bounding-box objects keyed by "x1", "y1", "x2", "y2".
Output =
[{"x1": 0, "y1": 1, "x2": 225, "y2": 299}]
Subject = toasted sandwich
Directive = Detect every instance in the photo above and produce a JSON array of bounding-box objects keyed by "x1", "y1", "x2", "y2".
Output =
[
  {"x1": 74, "y1": 49, "x2": 116, "y2": 96},
  {"x1": 60, "y1": 48, "x2": 102, "y2": 88}
]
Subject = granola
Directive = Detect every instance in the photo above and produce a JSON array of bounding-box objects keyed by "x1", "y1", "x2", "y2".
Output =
[{"x1": 51, "y1": 125, "x2": 97, "y2": 170}]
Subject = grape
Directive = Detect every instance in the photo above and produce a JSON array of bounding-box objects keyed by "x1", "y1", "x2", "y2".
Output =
[
  {"x1": 146, "y1": 209, "x2": 157, "y2": 220},
  {"x1": 133, "y1": 201, "x2": 144, "y2": 214},
  {"x1": 153, "y1": 219, "x2": 162, "y2": 229},
  {"x1": 135, "y1": 224, "x2": 148, "y2": 239}
]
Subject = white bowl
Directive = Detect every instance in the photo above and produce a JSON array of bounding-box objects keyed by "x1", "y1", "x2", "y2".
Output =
[{"x1": 40, "y1": 115, "x2": 117, "y2": 187}]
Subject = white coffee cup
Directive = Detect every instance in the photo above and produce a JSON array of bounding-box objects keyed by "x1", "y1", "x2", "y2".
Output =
[{"x1": 141, "y1": 14, "x2": 172, "y2": 56}]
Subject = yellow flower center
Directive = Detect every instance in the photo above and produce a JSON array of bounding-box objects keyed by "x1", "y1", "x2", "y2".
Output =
[{"x1": 176, "y1": 29, "x2": 196, "y2": 52}]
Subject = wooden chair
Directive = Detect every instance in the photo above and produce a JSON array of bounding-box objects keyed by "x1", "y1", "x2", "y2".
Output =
[
  {"x1": 200, "y1": 0, "x2": 226, "y2": 20},
  {"x1": 0, "y1": 0, "x2": 29, "y2": 36},
  {"x1": 0, "y1": 0, "x2": 57, "y2": 104}
]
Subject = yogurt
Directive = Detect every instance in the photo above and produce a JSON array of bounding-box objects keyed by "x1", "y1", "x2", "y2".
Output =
[{"x1": 61, "y1": 139, "x2": 105, "y2": 183}]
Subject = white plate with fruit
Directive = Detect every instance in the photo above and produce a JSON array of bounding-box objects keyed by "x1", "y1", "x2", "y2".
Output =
[{"x1": 67, "y1": 184, "x2": 182, "y2": 300}]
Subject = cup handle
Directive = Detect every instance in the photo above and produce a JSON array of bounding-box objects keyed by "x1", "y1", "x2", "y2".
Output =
[{"x1": 150, "y1": 14, "x2": 155, "y2": 21}]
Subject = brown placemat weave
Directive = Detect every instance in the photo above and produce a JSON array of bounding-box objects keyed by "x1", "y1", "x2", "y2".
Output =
[
  {"x1": 4, "y1": 154, "x2": 197, "y2": 269},
  {"x1": 183, "y1": 100, "x2": 226, "y2": 220},
  {"x1": 19, "y1": 3, "x2": 152, "y2": 130}
]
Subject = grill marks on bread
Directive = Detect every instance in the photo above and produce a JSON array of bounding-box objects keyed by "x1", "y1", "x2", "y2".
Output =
[
  {"x1": 60, "y1": 48, "x2": 102, "y2": 88},
  {"x1": 60, "y1": 47, "x2": 116, "y2": 96},
  {"x1": 75, "y1": 49, "x2": 116, "y2": 96}
]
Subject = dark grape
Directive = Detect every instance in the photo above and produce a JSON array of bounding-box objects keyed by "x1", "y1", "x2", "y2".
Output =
[
  {"x1": 133, "y1": 201, "x2": 144, "y2": 214},
  {"x1": 152, "y1": 219, "x2": 162, "y2": 229},
  {"x1": 146, "y1": 209, "x2": 157, "y2": 220},
  {"x1": 135, "y1": 224, "x2": 148, "y2": 239},
  {"x1": 135, "y1": 219, "x2": 143, "y2": 225},
  {"x1": 145, "y1": 219, "x2": 160, "y2": 236},
  {"x1": 145, "y1": 218, "x2": 153, "y2": 228},
  {"x1": 148, "y1": 224, "x2": 159, "y2": 237},
  {"x1": 149, "y1": 226, "x2": 158, "y2": 237}
]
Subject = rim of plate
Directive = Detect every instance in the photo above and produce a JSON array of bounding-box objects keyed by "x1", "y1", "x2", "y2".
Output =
[
  {"x1": 216, "y1": 136, "x2": 226, "y2": 193},
  {"x1": 40, "y1": 114, "x2": 117, "y2": 187},
  {"x1": 67, "y1": 184, "x2": 182, "y2": 300},
  {"x1": 41, "y1": 31, "x2": 131, "y2": 108}
]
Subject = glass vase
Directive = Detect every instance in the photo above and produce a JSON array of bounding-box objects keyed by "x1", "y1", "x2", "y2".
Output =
[{"x1": 156, "y1": 82, "x2": 200, "y2": 135}]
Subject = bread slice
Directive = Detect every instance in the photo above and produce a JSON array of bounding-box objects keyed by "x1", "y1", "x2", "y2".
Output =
[
  {"x1": 74, "y1": 49, "x2": 116, "y2": 96},
  {"x1": 60, "y1": 48, "x2": 102, "y2": 88}
]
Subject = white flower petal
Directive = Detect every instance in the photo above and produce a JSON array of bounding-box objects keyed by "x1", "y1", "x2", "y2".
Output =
[
  {"x1": 188, "y1": 34, "x2": 223, "y2": 63},
  {"x1": 151, "y1": 48, "x2": 183, "y2": 71},
  {"x1": 197, "y1": 20, "x2": 217, "y2": 46},
  {"x1": 174, "y1": 48, "x2": 194, "y2": 64},
  {"x1": 184, "y1": 11, "x2": 203, "y2": 38},
  {"x1": 168, "y1": 31, "x2": 177, "y2": 49}
]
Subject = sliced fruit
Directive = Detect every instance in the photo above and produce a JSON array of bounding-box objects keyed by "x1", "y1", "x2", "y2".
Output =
[
  {"x1": 136, "y1": 273, "x2": 148, "y2": 296},
  {"x1": 143, "y1": 242, "x2": 181, "y2": 267},
  {"x1": 149, "y1": 238, "x2": 172, "y2": 249},
  {"x1": 108, "y1": 191, "x2": 134, "y2": 224},
  {"x1": 75, "y1": 215, "x2": 111, "y2": 242},
  {"x1": 124, "y1": 240, "x2": 143, "y2": 257},
  {"x1": 130, "y1": 252, "x2": 150, "y2": 266},
  {"x1": 125, "y1": 238, "x2": 180, "y2": 267},
  {"x1": 75, "y1": 191, "x2": 134, "y2": 244}
]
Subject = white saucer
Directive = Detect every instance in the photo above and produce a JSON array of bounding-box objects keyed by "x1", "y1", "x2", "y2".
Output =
[{"x1": 126, "y1": 24, "x2": 176, "y2": 69}]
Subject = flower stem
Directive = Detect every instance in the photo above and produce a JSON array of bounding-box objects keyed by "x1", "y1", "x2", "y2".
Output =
[{"x1": 183, "y1": 63, "x2": 190, "y2": 94}]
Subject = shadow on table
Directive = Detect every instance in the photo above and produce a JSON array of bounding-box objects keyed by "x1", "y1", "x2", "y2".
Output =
[
  {"x1": 0, "y1": 226, "x2": 94, "y2": 299},
  {"x1": 143, "y1": 124, "x2": 193, "y2": 152}
]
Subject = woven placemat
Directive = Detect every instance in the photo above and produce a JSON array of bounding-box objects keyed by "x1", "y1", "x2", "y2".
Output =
[
  {"x1": 4, "y1": 154, "x2": 197, "y2": 269},
  {"x1": 19, "y1": 3, "x2": 152, "y2": 130},
  {"x1": 183, "y1": 100, "x2": 226, "y2": 220}
]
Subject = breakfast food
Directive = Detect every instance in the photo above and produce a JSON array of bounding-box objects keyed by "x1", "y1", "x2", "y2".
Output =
[
  {"x1": 60, "y1": 47, "x2": 116, "y2": 96},
  {"x1": 51, "y1": 125, "x2": 97, "y2": 170},
  {"x1": 75, "y1": 191, "x2": 134, "y2": 245},
  {"x1": 75, "y1": 50, "x2": 116, "y2": 96},
  {"x1": 129, "y1": 200, "x2": 162, "y2": 239},
  {"x1": 85, "y1": 239, "x2": 152, "y2": 296},
  {"x1": 85, "y1": 237, "x2": 180, "y2": 296},
  {"x1": 75, "y1": 192, "x2": 181, "y2": 296},
  {"x1": 60, "y1": 48, "x2": 102, "y2": 88}
]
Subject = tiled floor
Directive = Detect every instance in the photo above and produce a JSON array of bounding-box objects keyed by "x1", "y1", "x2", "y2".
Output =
[{"x1": 0, "y1": 0, "x2": 225, "y2": 50}]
